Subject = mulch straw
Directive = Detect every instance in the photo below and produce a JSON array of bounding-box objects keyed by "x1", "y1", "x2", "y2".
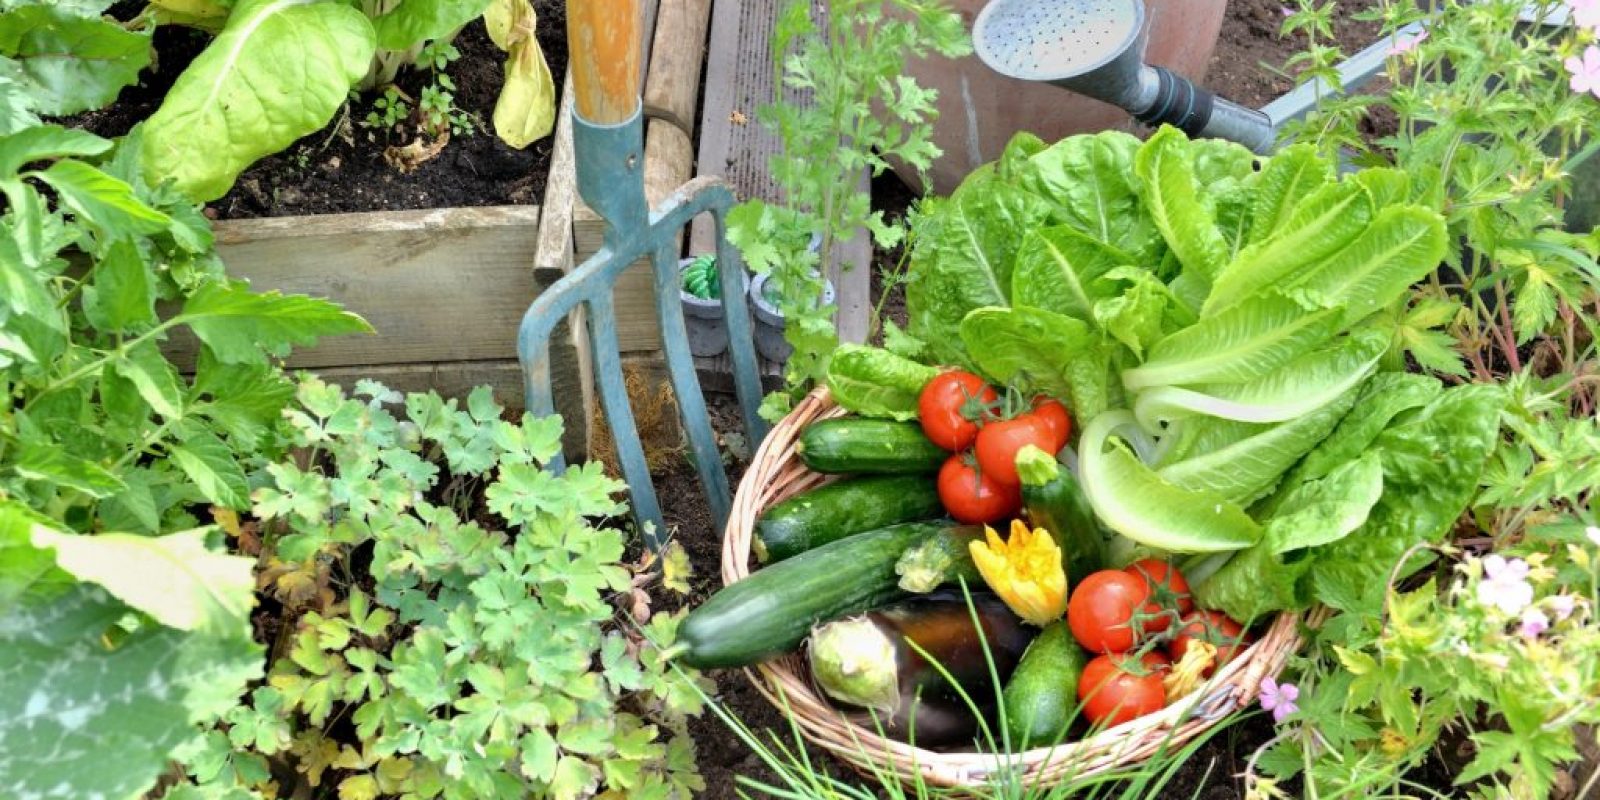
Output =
[{"x1": 720, "y1": 387, "x2": 1322, "y2": 790}]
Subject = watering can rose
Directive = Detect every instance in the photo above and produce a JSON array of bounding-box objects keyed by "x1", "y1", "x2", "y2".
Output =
[{"x1": 969, "y1": 520, "x2": 1068, "y2": 625}]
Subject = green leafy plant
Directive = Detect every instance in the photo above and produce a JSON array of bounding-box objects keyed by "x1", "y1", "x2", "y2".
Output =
[
  {"x1": 137, "y1": 0, "x2": 556, "y2": 200},
  {"x1": 1250, "y1": 522, "x2": 1600, "y2": 799},
  {"x1": 164, "y1": 380, "x2": 707, "y2": 800},
  {"x1": 0, "y1": 63, "x2": 366, "y2": 799},
  {"x1": 364, "y1": 86, "x2": 413, "y2": 132},
  {"x1": 726, "y1": 0, "x2": 969, "y2": 420}
]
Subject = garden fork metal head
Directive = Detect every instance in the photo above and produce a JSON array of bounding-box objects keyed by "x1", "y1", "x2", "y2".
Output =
[{"x1": 972, "y1": 0, "x2": 1278, "y2": 153}]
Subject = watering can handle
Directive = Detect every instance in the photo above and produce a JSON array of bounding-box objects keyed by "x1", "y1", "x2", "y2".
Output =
[{"x1": 568, "y1": 0, "x2": 642, "y2": 124}]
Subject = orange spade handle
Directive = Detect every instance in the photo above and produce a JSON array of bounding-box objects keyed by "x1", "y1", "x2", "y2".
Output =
[{"x1": 567, "y1": 0, "x2": 642, "y2": 124}]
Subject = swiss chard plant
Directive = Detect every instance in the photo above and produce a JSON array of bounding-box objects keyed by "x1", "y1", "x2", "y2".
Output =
[
  {"x1": 160, "y1": 379, "x2": 706, "y2": 800},
  {"x1": 133, "y1": 0, "x2": 557, "y2": 201},
  {"x1": 727, "y1": 0, "x2": 968, "y2": 420}
]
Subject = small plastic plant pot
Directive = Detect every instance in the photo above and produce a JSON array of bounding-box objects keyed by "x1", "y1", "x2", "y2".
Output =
[
  {"x1": 748, "y1": 272, "x2": 836, "y2": 363},
  {"x1": 679, "y1": 256, "x2": 745, "y2": 358}
]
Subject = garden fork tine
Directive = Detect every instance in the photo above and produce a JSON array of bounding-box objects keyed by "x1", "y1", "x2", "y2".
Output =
[{"x1": 517, "y1": 0, "x2": 768, "y2": 549}]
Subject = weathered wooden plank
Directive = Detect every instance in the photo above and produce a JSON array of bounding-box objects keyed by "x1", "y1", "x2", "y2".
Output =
[
  {"x1": 643, "y1": 0, "x2": 713, "y2": 134},
  {"x1": 175, "y1": 207, "x2": 543, "y2": 370}
]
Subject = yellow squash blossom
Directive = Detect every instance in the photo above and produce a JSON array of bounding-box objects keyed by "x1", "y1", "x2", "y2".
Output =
[{"x1": 969, "y1": 520, "x2": 1067, "y2": 626}]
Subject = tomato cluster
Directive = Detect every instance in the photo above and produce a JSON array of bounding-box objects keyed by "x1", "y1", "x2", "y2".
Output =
[
  {"x1": 1066, "y1": 560, "x2": 1250, "y2": 728},
  {"x1": 918, "y1": 371, "x2": 1071, "y2": 524}
]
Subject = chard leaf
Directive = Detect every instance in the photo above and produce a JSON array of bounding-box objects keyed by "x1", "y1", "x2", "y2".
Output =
[
  {"x1": 1156, "y1": 382, "x2": 1358, "y2": 506},
  {"x1": 905, "y1": 182, "x2": 1052, "y2": 368},
  {"x1": 0, "y1": 6, "x2": 150, "y2": 115},
  {"x1": 141, "y1": 0, "x2": 376, "y2": 201},
  {"x1": 371, "y1": 0, "x2": 491, "y2": 50},
  {"x1": 1134, "y1": 328, "x2": 1387, "y2": 428},
  {"x1": 1204, "y1": 182, "x2": 1373, "y2": 315},
  {"x1": 958, "y1": 305, "x2": 1093, "y2": 397},
  {"x1": 177, "y1": 280, "x2": 371, "y2": 365},
  {"x1": 1079, "y1": 411, "x2": 1262, "y2": 553},
  {"x1": 1134, "y1": 126, "x2": 1230, "y2": 285},
  {"x1": 1308, "y1": 384, "x2": 1503, "y2": 610},
  {"x1": 1013, "y1": 130, "x2": 1161, "y2": 264},
  {"x1": 1122, "y1": 291, "x2": 1343, "y2": 391},
  {"x1": 824, "y1": 344, "x2": 938, "y2": 421},
  {"x1": 1009, "y1": 225, "x2": 1129, "y2": 322},
  {"x1": 1249, "y1": 143, "x2": 1333, "y2": 241},
  {"x1": 489, "y1": 0, "x2": 555, "y2": 148},
  {"x1": 1286, "y1": 205, "x2": 1449, "y2": 326},
  {"x1": 1263, "y1": 451, "x2": 1384, "y2": 553}
]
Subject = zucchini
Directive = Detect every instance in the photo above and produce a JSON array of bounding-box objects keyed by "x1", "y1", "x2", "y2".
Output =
[
  {"x1": 797, "y1": 419, "x2": 947, "y2": 474},
  {"x1": 756, "y1": 475, "x2": 945, "y2": 563},
  {"x1": 895, "y1": 525, "x2": 984, "y2": 592},
  {"x1": 1001, "y1": 621, "x2": 1086, "y2": 748},
  {"x1": 1018, "y1": 446, "x2": 1107, "y2": 585},
  {"x1": 678, "y1": 521, "x2": 958, "y2": 668},
  {"x1": 809, "y1": 591, "x2": 1034, "y2": 746}
]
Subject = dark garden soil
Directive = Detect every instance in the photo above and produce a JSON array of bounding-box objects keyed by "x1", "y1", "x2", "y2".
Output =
[{"x1": 68, "y1": 2, "x2": 569, "y2": 219}]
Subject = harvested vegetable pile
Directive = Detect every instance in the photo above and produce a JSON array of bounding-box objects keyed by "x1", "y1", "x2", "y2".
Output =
[{"x1": 678, "y1": 126, "x2": 1504, "y2": 749}]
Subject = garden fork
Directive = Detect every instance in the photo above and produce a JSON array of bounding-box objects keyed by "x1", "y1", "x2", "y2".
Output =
[{"x1": 517, "y1": 0, "x2": 768, "y2": 550}]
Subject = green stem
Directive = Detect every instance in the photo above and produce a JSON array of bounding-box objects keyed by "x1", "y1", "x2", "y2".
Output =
[{"x1": 25, "y1": 318, "x2": 183, "y2": 410}]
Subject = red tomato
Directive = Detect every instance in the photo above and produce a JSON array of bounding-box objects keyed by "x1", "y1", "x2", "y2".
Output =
[
  {"x1": 937, "y1": 455, "x2": 1021, "y2": 524},
  {"x1": 918, "y1": 371, "x2": 997, "y2": 451},
  {"x1": 1124, "y1": 559, "x2": 1193, "y2": 634},
  {"x1": 1170, "y1": 611, "x2": 1250, "y2": 671},
  {"x1": 1031, "y1": 397, "x2": 1072, "y2": 451},
  {"x1": 1079, "y1": 651, "x2": 1171, "y2": 728},
  {"x1": 975, "y1": 414, "x2": 1056, "y2": 487},
  {"x1": 1067, "y1": 570, "x2": 1152, "y2": 653}
]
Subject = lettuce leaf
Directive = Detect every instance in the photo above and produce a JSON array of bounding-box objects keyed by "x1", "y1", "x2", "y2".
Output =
[
  {"x1": 1135, "y1": 127, "x2": 1231, "y2": 292},
  {"x1": 958, "y1": 306, "x2": 1092, "y2": 398},
  {"x1": 1010, "y1": 225, "x2": 1131, "y2": 322},
  {"x1": 905, "y1": 181, "x2": 1052, "y2": 368},
  {"x1": 824, "y1": 345, "x2": 938, "y2": 421},
  {"x1": 1122, "y1": 291, "x2": 1344, "y2": 391},
  {"x1": 1205, "y1": 182, "x2": 1374, "y2": 315},
  {"x1": 1012, "y1": 130, "x2": 1162, "y2": 264}
]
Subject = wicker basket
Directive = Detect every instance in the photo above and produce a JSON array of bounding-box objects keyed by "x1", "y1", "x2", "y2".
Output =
[{"x1": 720, "y1": 388, "x2": 1314, "y2": 790}]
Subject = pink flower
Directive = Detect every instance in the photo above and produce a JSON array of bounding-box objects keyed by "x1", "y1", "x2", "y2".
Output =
[
  {"x1": 1548, "y1": 594, "x2": 1577, "y2": 621},
  {"x1": 1568, "y1": 46, "x2": 1600, "y2": 100},
  {"x1": 1520, "y1": 608, "x2": 1550, "y2": 638},
  {"x1": 1569, "y1": 0, "x2": 1600, "y2": 30},
  {"x1": 1386, "y1": 30, "x2": 1429, "y2": 56},
  {"x1": 1280, "y1": 6, "x2": 1295, "y2": 16},
  {"x1": 1476, "y1": 555, "x2": 1534, "y2": 615},
  {"x1": 1259, "y1": 677, "x2": 1300, "y2": 724}
]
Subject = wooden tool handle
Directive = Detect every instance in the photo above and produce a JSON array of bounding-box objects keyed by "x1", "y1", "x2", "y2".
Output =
[{"x1": 567, "y1": 0, "x2": 642, "y2": 124}]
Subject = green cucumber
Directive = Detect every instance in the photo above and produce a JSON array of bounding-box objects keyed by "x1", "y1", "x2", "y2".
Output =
[
  {"x1": 1001, "y1": 621, "x2": 1086, "y2": 748},
  {"x1": 678, "y1": 521, "x2": 959, "y2": 669},
  {"x1": 797, "y1": 419, "x2": 947, "y2": 474},
  {"x1": 895, "y1": 525, "x2": 984, "y2": 592},
  {"x1": 756, "y1": 475, "x2": 945, "y2": 563},
  {"x1": 1017, "y1": 446, "x2": 1107, "y2": 586}
]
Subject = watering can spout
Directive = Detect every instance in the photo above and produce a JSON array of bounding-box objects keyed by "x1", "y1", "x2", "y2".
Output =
[{"x1": 972, "y1": 0, "x2": 1278, "y2": 153}]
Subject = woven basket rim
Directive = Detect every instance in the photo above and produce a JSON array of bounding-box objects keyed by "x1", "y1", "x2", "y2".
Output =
[{"x1": 719, "y1": 387, "x2": 1311, "y2": 789}]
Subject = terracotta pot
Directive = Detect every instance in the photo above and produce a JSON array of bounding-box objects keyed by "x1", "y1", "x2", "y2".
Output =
[{"x1": 891, "y1": 0, "x2": 1228, "y2": 194}]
